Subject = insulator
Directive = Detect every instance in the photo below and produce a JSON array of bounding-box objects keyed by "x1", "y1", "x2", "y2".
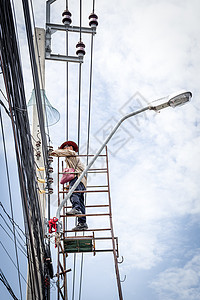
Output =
[
  {"x1": 89, "y1": 13, "x2": 98, "y2": 28},
  {"x1": 48, "y1": 145, "x2": 53, "y2": 152},
  {"x1": 48, "y1": 156, "x2": 53, "y2": 163},
  {"x1": 48, "y1": 177, "x2": 54, "y2": 184},
  {"x1": 39, "y1": 190, "x2": 46, "y2": 194},
  {"x1": 37, "y1": 167, "x2": 45, "y2": 171},
  {"x1": 36, "y1": 141, "x2": 41, "y2": 147},
  {"x1": 48, "y1": 187, "x2": 53, "y2": 194},
  {"x1": 48, "y1": 167, "x2": 53, "y2": 173},
  {"x1": 76, "y1": 41, "x2": 86, "y2": 57},
  {"x1": 38, "y1": 178, "x2": 45, "y2": 183},
  {"x1": 62, "y1": 10, "x2": 72, "y2": 25},
  {"x1": 36, "y1": 151, "x2": 41, "y2": 158}
]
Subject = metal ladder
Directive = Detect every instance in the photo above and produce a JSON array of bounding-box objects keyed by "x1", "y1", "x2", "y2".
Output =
[{"x1": 56, "y1": 146, "x2": 123, "y2": 299}]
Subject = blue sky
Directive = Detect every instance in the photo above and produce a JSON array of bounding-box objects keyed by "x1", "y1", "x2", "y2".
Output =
[{"x1": 1, "y1": 0, "x2": 200, "y2": 299}]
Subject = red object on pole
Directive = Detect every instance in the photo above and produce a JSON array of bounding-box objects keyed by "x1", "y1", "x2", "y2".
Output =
[{"x1": 48, "y1": 217, "x2": 58, "y2": 233}]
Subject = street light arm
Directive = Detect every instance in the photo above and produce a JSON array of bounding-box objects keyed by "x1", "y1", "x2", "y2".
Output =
[
  {"x1": 56, "y1": 106, "x2": 150, "y2": 220},
  {"x1": 55, "y1": 90, "x2": 192, "y2": 221}
]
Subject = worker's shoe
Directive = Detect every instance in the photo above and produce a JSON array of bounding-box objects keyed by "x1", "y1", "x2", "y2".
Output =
[
  {"x1": 72, "y1": 223, "x2": 88, "y2": 231},
  {"x1": 66, "y1": 208, "x2": 82, "y2": 215}
]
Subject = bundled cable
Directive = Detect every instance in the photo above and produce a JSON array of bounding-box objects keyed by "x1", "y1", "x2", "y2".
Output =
[{"x1": 0, "y1": 0, "x2": 48, "y2": 299}]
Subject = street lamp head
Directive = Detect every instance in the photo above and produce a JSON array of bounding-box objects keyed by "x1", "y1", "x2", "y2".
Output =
[
  {"x1": 168, "y1": 91, "x2": 192, "y2": 108},
  {"x1": 149, "y1": 90, "x2": 192, "y2": 111}
]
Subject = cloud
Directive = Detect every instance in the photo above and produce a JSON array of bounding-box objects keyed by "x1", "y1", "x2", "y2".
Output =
[
  {"x1": 151, "y1": 252, "x2": 200, "y2": 300},
  {"x1": 1, "y1": 1, "x2": 200, "y2": 299}
]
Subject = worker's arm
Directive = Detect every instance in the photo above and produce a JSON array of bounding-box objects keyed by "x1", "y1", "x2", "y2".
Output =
[
  {"x1": 49, "y1": 149, "x2": 76, "y2": 157},
  {"x1": 49, "y1": 148, "x2": 77, "y2": 158}
]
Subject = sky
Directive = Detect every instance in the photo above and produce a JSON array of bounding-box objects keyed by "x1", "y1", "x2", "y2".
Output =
[{"x1": 0, "y1": 0, "x2": 200, "y2": 299}]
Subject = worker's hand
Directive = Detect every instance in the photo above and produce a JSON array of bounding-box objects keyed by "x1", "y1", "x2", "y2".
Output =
[
  {"x1": 64, "y1": 184, "x2": 70, "y2": 191},
  {"x1": 49, "y1": 151, "x2": 56, "y2": 156}
]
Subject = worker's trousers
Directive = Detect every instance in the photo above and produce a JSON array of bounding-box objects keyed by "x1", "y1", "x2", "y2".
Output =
[{"x1": 69, "y1": 176, "x2": 86, "y2": 224}]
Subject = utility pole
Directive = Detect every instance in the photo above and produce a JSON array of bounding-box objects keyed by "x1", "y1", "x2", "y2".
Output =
[{"x1": 26, "y1": 27, "x2": 48, "y2": 300}]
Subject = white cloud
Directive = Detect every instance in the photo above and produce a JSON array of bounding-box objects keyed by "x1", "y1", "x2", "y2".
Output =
[
  {"x1": 151, "y1": 252, "x2": 200, "y2": 300},
  {"x1": 1, "y1": 1, "x2": 200, "y2": 299}
]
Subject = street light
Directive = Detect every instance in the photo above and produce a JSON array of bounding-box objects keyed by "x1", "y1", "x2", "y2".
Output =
[
  {"x1": 149, "y1": 90, "x2": 192, "y2": 111},
  {"x1": 55, "y1": 90, "x2": 192, "y2": 221}
]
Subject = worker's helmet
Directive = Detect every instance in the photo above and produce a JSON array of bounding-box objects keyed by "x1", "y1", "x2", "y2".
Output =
[{"x1": 59, "y1": 141, "x2": 78, "y2": 152}]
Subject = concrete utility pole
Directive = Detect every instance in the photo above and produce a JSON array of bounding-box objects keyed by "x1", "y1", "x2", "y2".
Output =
[
  {"x1": 26, "y1": 27, "x2": 47, "y2": 300},
  {"x1": 32, "y1": 27, "x2": 46, "y2": 216}
]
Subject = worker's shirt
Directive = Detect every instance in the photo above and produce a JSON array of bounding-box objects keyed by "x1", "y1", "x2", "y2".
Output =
[{"x1": 50, "y1": 149, "x2": 87, "y2": 187}]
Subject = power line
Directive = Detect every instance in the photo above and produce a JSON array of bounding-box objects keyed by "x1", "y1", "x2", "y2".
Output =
[
  {"x1": 0, "y1": 213, "x2": 26, "y2": 245},
  {"x1": 0, "y1": 221, "x2": 46, "y2": 278},
  {"x1": 0, "y1": 242, "x2": 40, "y2": 300},
  {"x1": 86, "y1": 31, "x2": 95, "y2": 162},
  {"x1": 0, "y1": 201, "x2": 27, "y2": 240},
  {"x1": 0, "y1": 0, "x2": 47, "y2": 297},
  {"x1": 66, "y1": 28, "x2": 69, "y2": 141},
  {"x1": 77, "y1": 63, "x2": 82, "y2": 151},
  {"x1": 79, "y1": 1, "x2": 96, "y2": 298},
  {"x1": 79, "y1": 0, "x2": 82, "y2": 42},
  {"x1": 0, "y1": 241, "x2": 28, "y2": 288},
  {"x1": 0, "y1": 268, "x2": 19, "y2": 300},
  {"x1": 0, "y1": 223, "x2": 27, "y2": 258},
  {"x1": 0, "y1": 99, "x2": 10, "y2": 117},
  {"x1": 0, "y1": 106, "x2": 23, "y2": 299}
]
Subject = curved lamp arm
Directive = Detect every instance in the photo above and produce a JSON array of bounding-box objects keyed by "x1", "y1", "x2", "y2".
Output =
[{"x1": 56, "y1": 91, "x2": 192, "y2": 221}]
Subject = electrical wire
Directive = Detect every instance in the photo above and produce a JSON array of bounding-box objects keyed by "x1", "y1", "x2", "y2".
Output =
[
  {"x1": 0, "y1": 98, "x2": 10, "y2": 117},
  {"x1": 77, "y1": 63, "x2": 82, "y2": 152},
  {"x1": 0, "y1": 202, "x2": 27, "y2": 240},
  {"x1": 0, "y1": 221, "x2": 46, "y2": 279},
  {"x1": 0, "y1": 1, "x2": 47, "y2": 298},
  {"x1": 92, "y1": 0, "x2": 96, "y2": 13},
  {"x1": 0, "y1": 223, "x2": 27, "y2": 258},
  {"x1": 71, "y1": 2, "x2": 84, "y2": 298},
  {"x1": 0, "y1": 88, "x2": 8, "y2": 102},
  {"x1": 0, "y1": 213, "x2": 26, "y2": 246},
  {"x1": 79, "y1": 2, "x2": 96, "y2": 298},
  {"x1": 0, "y1": 242, "x2": 39, "y2": 300},
  {"x1": 28, "y1": 2, "x2": 52, "y2": 260},
  {"x1": 79, "y1": 0, "x2": 82, "y2": 42},
  {"x1": 0, "y1": 107, "x2": 23, "y2": 299},
  {"x1": 0, "y1": 268, "x2": 19, "y2": 300},
  {"x1": 0, "y1": 211, "x2": 26, "y2": 246},
  {"x1": 22, "y1": 0, "x2": 48, "y2": 169},
  {"x1": 86, "y1": 32, "x2": 95, "y2": 162},
  {"x1": 66, "y1": 28, "x2": 69, "y2": 141}
]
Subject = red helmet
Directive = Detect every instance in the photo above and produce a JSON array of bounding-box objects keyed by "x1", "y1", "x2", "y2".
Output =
[{"x1": 59, "y1": 141, "x2": 78, "y2": 152}]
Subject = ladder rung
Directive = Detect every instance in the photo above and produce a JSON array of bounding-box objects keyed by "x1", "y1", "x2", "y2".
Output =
[
  {"x1": 63, "y1": 154, "x2": 106, "y2": 157},
  {"x1": 64, "y1": 236, "x2": 93, "y2": 240},
  {"x1": 56, "y1": 269, "x2": 71, "y2": 276},
  {"x1": 64, "y1": 228, "x2": 111, "y2": 233},
  {"x1": 62, "y1": 236, "x2": 117, "y2": 241},
  {"x1": 94, "y1": 237, "x2": 117, "y2": 240},
  {"x1": 94, "y1": 249, "x2": 115, "y2": 253},
  {"x1": 87, "y1": 171, "x2": 107, "y2": 173},
  {"x1": 59, "y1": 190, "x2": 109, "y2": 194},
  {"x1": 64, "y1": 205, "x2": 109, "y2": 209},
  {"x1": 87, "y1": 185, "x2": 108, "y2": 188},
  {"x1": 89, "y1": 168, "x2": 107, "y2": 171},
  {"x1": 61, "y1": 213, "x2": 110, "y2": 217}
]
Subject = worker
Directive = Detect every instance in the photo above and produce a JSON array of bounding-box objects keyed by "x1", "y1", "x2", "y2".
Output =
[{"x1": 50, "y1": 141, "x2": 88, "y2": 231}]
